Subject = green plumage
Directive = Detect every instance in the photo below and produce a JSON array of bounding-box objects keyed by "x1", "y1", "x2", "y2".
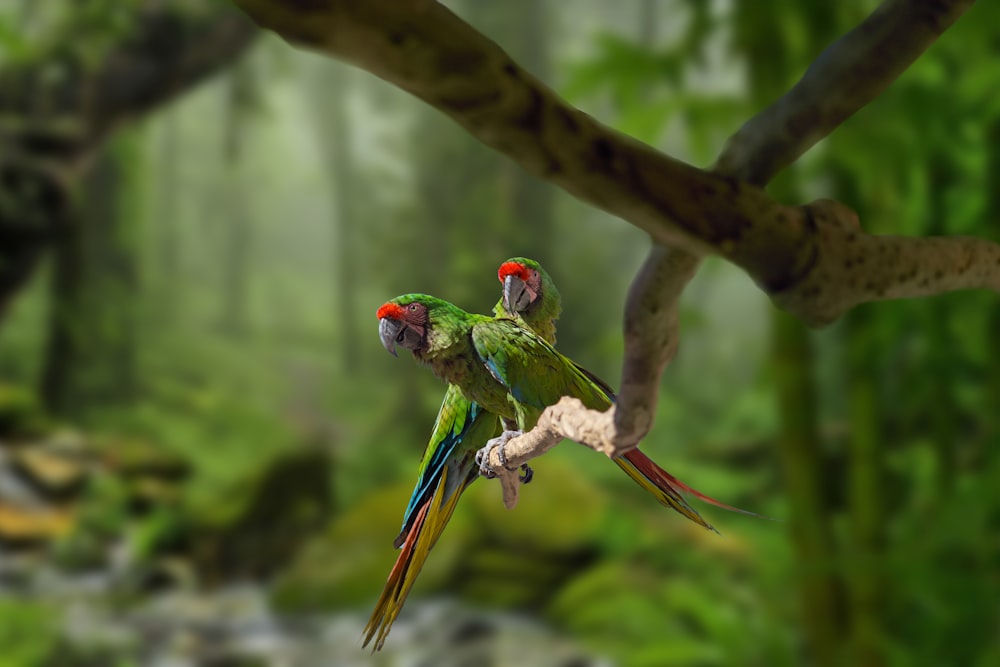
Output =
[
  {"x1": 397, "y1": 293, "x2": 610, "y2": 431},
  {"x1": 367, "y1": 259, "x2": 751, "y2": 651}
]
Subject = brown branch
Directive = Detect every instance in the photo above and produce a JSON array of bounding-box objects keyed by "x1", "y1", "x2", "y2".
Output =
[
  {"x1": 231, "y1": 0, "x2": 988, "y2": 500},
  {"x1": 232, "y1": 0, "x2": 988, "y2": 325},
  {"x1": 613, "y1": 245, "x2": 700, "y2": 449},
  {"x1": 609, "y1": 0, "x2": 979, "y2": 459},
  {"x1": 715, "y1": 0, "x2": 975, "y2": 185}
]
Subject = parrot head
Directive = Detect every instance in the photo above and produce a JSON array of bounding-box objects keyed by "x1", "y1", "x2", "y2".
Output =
[
  {"x1": 377, "y1": 296, "x2": 430, "y2": 357},
  {"x1": 497, "y1": 257, "x2": 560, "y2": 320}
]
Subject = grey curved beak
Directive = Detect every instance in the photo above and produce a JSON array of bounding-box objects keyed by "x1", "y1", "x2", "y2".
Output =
[
  {"x1": 378, "y1": 317, "x2": 403, "y2": 357},
  {"x1": 503, "y1": 275, "x2": 531, "y2": 314}
]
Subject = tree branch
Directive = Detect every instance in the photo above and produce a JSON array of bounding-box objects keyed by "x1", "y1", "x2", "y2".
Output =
[
  {"x1": 602, "y1": 0, "x2": 978, "y2": 464},
  {"x1": 232, "y1": 0, "x2": 988, "y2": 325},
  {"x1": 715, "y1": 0, "x2": 975, "y2": 185},
  {"x1": 230, "y1": 0, "x2": 988, "y2": 503}
]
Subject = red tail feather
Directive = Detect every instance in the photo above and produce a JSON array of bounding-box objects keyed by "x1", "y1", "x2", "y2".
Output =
[{"x1": 623, "y1": 449, "x2": 766, "y2": 519}]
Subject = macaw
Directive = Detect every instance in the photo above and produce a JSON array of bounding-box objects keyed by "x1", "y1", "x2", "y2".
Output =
[
  {"x1": 364, "y1": 261, "x2": 563, "y2": 650},
  {"x1": 365, "y1": 262, "x2": 754, "y2": 650},
  {"x1": 497, "y1": 257, "x2": 761, "y2": 518},
  {"x1": 376, "y1": 293, "x2": 725, "y2": 527}
]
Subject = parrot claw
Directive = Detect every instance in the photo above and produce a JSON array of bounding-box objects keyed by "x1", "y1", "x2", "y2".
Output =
[
  {"x1": 475, "y1": 430, "x2": 523, "y2": 479},
  {"x1": 519, "y1": 464, "x2": 533, "y2": 484}
]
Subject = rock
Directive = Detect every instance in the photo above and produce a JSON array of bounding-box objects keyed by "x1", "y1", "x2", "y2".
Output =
[
  {"x1": 0, "y1": 501, "x2": 74, "y2": 549},
  {"x1": 10, "y1": 447, "x2": 90, "y2": 502},
  {"x1": 273, "y1": 456, "x2": 611, "y2": 615},
  {"x1": 95, "y1": 436, "x2": 191, "y2": 481},
  {"x1": 270, "y1": 478, "x2": 443, "y2": 612}
]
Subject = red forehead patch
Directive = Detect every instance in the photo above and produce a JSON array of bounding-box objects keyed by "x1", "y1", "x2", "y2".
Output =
[
  {"x1": 498, "y1": 261, "x2": 530, "y2": 283},
  {"x1": 376, "y1": 302, "x2": 405, "y2": 321}
]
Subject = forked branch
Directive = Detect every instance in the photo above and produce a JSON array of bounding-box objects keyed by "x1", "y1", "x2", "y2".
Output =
[{"x1": 230, "y1": 0, "x2": 989, "y2": 507}]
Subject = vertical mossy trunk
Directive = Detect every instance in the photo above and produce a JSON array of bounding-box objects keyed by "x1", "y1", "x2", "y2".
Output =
[
  {"x1": 313, "y1": 65, "x2": 361, "y2": 372},
  {"x1": 156, "y1": 111, "x2": 180, "y2": 323},
  {"x1": 924, "y1": 154, "x2": 959, "y2": 493},
  {"x1": 987, "y1": 120, "x2": 1000, "y2": 453},
  {"x1": 844, "y1": 307, "x2": 886, "y2": 667},
  {"x1": 41, "y1": 134, "x2": 142, "y2": 415},
  {"x1": 736, "y1": 4, "x2": 851, "y2": 662},
  {"x1": 772, "y1": 310, "x2": 845, "y2": 667},
  {"x1": 219, "y1": 61, "x2": 254, "y2": 338}
]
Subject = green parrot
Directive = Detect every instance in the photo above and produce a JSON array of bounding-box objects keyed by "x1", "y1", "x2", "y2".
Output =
[
  {"x1": 362, "y1": 380, "x2": 499, "y2": 650},
  {"x1": 375, "y1": 292, "x2": 729, "y2": 523},
  {"x1": 365, "y1": 260, "x2": 754, "y2": 650},
  {"x1": 363, "y1": 261, "x2": 559, "y2": 650},
  {"x1": 497, "y1": 257, "x2": 761, "y2": 518}
]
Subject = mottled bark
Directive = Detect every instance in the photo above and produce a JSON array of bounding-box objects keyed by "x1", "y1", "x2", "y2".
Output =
[
  {"x1": 233, "y1": 0, "x2": 987, "y2": 328},
  {"x1": 465, "y1": 0, "x2": 983, "y2": 502}
]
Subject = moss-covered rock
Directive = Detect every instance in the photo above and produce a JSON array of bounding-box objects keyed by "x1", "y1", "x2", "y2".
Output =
[
  {"x1": 270, "y1": 477, "x2": 474, "y2": 612},
  {"x1": 0, "y1": 383, "x2": 48, "y2": 438},
  {"x1": 463, "y1": 457, "x2": 609, "y2": 554},
  {"x1": 273, "y1": 456, "x2": 613, "y2": 614},
  {"x1": 10, "y1": 447, "x2": 90, "y2": 502},
  {"x1": 0, "y1": 502, "x2": 74, "y2": 549},
  {"x1": 181, "y1": 447, "x2": 333, "y2": 585},
  {"x1": 94, "y1": 436, "x2": 191, "y2": 481}
]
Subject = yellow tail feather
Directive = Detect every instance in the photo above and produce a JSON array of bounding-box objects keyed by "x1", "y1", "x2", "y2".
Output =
[
  {"x1": 363, "y1": 465, "x2": 468, "y2": 650},
  {"x1": 614, "y1": 456, "x2": 719, "y2": 533}
]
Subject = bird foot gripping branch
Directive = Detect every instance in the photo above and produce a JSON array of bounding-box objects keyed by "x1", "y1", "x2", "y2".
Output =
[
  {"x1": 475, "y1": 429, "x2": 533, "y2": 483},
  {"x1": 478, "y1": 398, "x2": 640, "y2": 509}
]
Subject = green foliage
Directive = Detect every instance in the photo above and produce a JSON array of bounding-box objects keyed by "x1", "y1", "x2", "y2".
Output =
[
  {"x1": 2, "y1": 1, "x2": 999, "y2": 665},
  {"x1": 0, "y1": 598, "x2": 60, "y2": 667}
]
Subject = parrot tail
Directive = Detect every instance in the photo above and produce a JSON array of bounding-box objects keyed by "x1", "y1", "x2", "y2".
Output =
[
  {"x1": 363, "y1": 465, "x2": 470, "y2": 651},
  {"x1": 620, "y1": 448, "x2": 769, "y2": 530},
  {"x1": 615, "y1": 449, "x2": 773, "y2": 532},
  {"x1": 615, "y1": 451, "x2": 718, "y2": 533}
]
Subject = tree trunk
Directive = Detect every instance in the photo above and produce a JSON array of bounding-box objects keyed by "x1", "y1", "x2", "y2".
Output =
[
  {"x1": 309, "y1": 64, "x2": 361, "y2": 371},
  {"x1": 772, "y1": 310, "x2": 845, "y2": 667},
  {"x1": 924, "y1": 153, "x2": 959, "y2": 491},
  {"x1": 833, "y1": 166, "x2": 887, "y2": 667},
  {"x1": 157, "y1": 110, "x2": 181, "y2": 322},
  {"x1": 987, "y1": 120, "x2": 1000, "y2": 456},
  {"x1": 41, "y1": 137, "x2": 140, "y2": 414},
  {"x1": 219, "y1": 61, "x2": 254, "y2": 337}
]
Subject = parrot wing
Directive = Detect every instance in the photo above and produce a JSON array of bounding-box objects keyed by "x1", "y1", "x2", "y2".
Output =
[
  {"x1": 396, "y1": 385, "x2": 495, "y2": 545},
  {"x1": 365, "y1": 394, "x2": 500, "y2": 650},
  {"x1": 470, "y1": 318, "x2": 610, "y2": 417}
]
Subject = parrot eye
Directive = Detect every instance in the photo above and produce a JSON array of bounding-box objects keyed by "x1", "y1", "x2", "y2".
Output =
[{"x1": 408, "y1": 304, "x2": 418, "y2": 312}]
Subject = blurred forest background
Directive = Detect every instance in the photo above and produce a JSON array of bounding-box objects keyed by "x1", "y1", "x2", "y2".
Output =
[{"x1": 1, "y1": 1, "x2": 999, "y2": 666}]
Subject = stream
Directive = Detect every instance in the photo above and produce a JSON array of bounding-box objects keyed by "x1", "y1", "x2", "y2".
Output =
[{"x1": 2, "y1": 550, "x2": 609, "y2": 667}]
